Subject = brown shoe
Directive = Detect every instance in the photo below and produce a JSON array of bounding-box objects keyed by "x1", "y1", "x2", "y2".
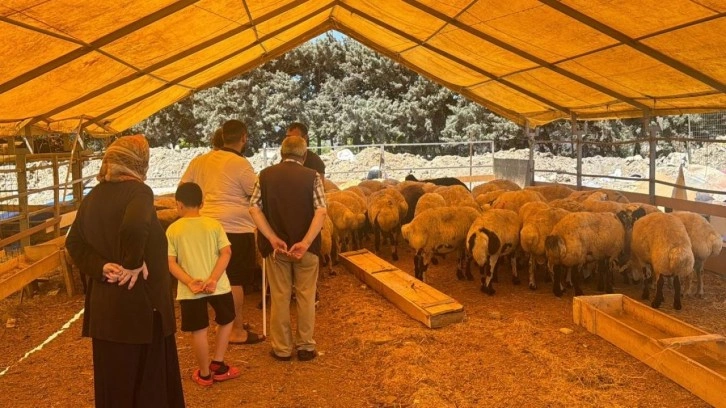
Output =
[
  {"x1": 297, "y1": 349, "x2": 317, "y2": 361},
  {"x1": 270, "y1": 350, "x2": 291, "y2": 361}
]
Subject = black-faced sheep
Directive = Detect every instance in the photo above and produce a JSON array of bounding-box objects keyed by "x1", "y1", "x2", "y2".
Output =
[
  {"x1": 466, "y1": 209, "x2": 521, "y2": 295},
  {"x1": 672, "y1": 211, "x2": 722, "y2": 298},
  {"x1": 631, "y1": 212, "x2": 694, "y2": 310},
  {"x1": 405, "y1": 174, "x2": 469, "y2": 190},
  {"x1": 401, "y1": 206, "x2": 480, "y2": 282}
]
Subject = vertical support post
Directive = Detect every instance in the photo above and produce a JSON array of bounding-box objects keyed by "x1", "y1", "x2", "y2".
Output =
[
  {"x1": 468, "y1": 136, "x2": 474, "y2": 190},
  {"x1": 262, "y1": 142, "x2": 268, "y2": 168},
  {"x1": 71, "y1": 137, "x2": 83, "y2": 207},
  {"x1": 379, "y1": 144, "x2": 386, "y2": 179},
  {"x1": 526, "y1": 120, "x2": 535, "y2": 186},
  {"x1": 572, "y1": 114, "x2": 583, "y2": 189},
  {"x1": 16, "y1": 143, "x2": 29, "y2": 249},
  {"x1": 52, "y1": 155, "x2": 60, "y2": 237},
  {"x1": 644, "y1": 113, "x2": 656, "y2": 204}
]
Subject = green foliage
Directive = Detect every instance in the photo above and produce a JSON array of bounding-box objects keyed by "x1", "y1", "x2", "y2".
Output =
[{"x1": 133, "y1": 33, "x2": 722, "y2": 157}]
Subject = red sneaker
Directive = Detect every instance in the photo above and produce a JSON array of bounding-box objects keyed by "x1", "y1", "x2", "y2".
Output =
[{"x1": 192, "y1": 369, "x2": 213, "y2": 387}]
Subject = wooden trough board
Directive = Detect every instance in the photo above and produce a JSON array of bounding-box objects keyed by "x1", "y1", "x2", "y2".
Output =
[
  {"x1": 339, "y1": 249, "x2": 464, "y2": 329},
  {"x1": 573, "y1": 294, "x2": 726, "y2": 408}
]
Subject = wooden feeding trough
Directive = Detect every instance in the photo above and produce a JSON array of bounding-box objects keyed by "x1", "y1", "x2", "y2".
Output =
[
  {"x1": 339, "y1": 249, "x2": 464, "y2": 329},
  {"x1": 0, "y1": 236, "x2": 74, "y2": 300},
  {"x1": 573, "y1": 294, "x2": 725, "y2": 408}
]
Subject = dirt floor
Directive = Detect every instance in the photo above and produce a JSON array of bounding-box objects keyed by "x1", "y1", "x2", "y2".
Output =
[{"x1": 0, "y1": 243, "x2": 724, "y2": 408}]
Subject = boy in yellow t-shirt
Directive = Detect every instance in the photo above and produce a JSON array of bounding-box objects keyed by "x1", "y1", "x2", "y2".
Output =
[{"x1": 167, "y1": 182, "x2": 240, "y2": 386}]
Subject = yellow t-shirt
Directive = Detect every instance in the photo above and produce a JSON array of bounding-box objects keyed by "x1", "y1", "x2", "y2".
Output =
[{"x1": 166, "y1": 216, "x2": 232, "y2": 300}]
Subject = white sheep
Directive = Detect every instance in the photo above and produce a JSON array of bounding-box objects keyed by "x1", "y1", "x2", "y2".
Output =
[
  {"x1": 520, "y1": 207, "x2": 570, "y2": 290},
  {"x1": 631, "y1": 212, "x2": 694, "y2": 310},
  {"x1": 434, "y1": 185, "x2": 480, "y2": 210},
  {"x1": 401, "y1": 206, "x2": 480, "y2": 282},
  {"x1": 471, "y1": 179, "x2": 520, "y2": 197},
  {"x1": 326, "y1": 200, "x2": 366, "y2": 252},
  {"x1": 525, "y1": 184, "x2": 574, "y2": 202},
  {"x1": 545, "y1": 210, "x2": 637, "y2": 297},
  {"x1": 672, "y1": 211, "x2": 722, "y2": 298},
  {"x1": 414, "y1": 192, "x2": 447, "y2": 217},
  {"x1": 466, "y1": 209, "x2": 521, "y2": 294},
  {"x1": 320, "y1": 215, "x2": 338, "y2": 274},
  {"x1": 367, "y1": 188, "x2": 409, "y2": 260},
  {"x1": 492, "y1": 189, "x2": 545, "y2": 213}
]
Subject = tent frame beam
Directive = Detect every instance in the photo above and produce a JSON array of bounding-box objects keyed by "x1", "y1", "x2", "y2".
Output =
[
  {"x1": 82, "y1": 18, "x2": 334, "y2": 131},
  {"x1": 538, "y1": 0, "x2": 726, "y2": 94},
  {"x1": 30, "y1": 0, "x2": 323, "y2": 128},
  {"x1": 337, "y1": 3, "x2": 571, "y2": 114},
  {"x1": 334, "y1": 21, "x2": 525, "y2": 125},
  {"x1": 0, "y1": 0, "x2": 202, "y2": 94},
  {"x1": 400, "y1": 0, "x2": 651, "y2": 111}
]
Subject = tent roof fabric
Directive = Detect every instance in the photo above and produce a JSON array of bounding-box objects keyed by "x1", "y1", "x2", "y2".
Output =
[{"x1": 1, "y1": 0, "x2": 725, "y2": 135}]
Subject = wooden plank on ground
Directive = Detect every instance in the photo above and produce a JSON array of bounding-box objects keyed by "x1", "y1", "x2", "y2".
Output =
[
  {"x1": 573, "y1": 294, "x2": 726, "y2": 408},
  {"x1": 339, "y1": 249, "x2": 464, "y2": 328},
  {"x1": 0, "y1": 250, "x2": 62, "y2": 300}
]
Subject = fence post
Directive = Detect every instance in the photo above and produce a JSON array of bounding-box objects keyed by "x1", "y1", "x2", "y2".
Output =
[
  {"x1": 52, "y1": 155, "x2": 60, "y2": 237},
  {"x1": 644, "y1": 113, "x2": 656, "y2": 204},
  {"x1": 572, "y1": 114, "x2": 583, "y2": 189},
  {"x1": 469, "y1": 137, "x2": 474, "y2": 190},
  {"x1": 526, "y1": 120, "x2": 535, "y2": 186},
  {"x1": 262, "y1": 143, "x2": 267, "y2": 168},
  {"x1": 15, "y1": 150, "x2": 30, "y2": 248}
]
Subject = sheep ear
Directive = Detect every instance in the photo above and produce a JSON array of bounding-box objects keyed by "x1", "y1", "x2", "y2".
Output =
[
  {"x1": 482, "y1": 228, "x2": 500, "y2": 254},
  {"x1": 616, "y1": 210, "x2": 630, "y2": 226},
  {"x1": 467, "y1": 232, "x2": 477, "y2": 252},
  {"x1": 631, "y1": 207, "x2": 646, "y2": 221}
]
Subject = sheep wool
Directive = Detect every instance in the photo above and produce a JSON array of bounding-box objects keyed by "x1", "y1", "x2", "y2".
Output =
[
  {"x1": 466, "y1": 209, "x2": 521, "y2": 295},
  {"x1": 401, "y1": 206, "x2": 480, "y2": 282},
  {"x1": 672, "y1": 211, "x2": 722, "y2": 298},
  {"x1": 492, "y1": 189, "x2": 545, "y2": 213},
  {"x1": 471, "y1": 179, "x2": 520, "y2": 197},
  {"x1": 520, "y1": 207, "x2": 570, "y2": 290},
  {"x1": 631, "y1": 212, "x2": 694, "y2": 310},
  {"x1": 367, "y1": 188, "x2": 409, "y2": 260},
  {"x1": 414, "y1": 193, "x2": 447, "y2": 217},
  {"x1": 524, "y1": 184, "x2": 574, "y2": 202}
]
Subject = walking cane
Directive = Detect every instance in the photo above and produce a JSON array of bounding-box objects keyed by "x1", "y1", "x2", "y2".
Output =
[{"x1": 262, "y1": 256, "x2": 267, "y2": 337}]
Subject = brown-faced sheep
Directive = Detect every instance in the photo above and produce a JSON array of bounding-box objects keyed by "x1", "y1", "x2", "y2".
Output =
[
  {"x1": 672, "y1": 211, "x2": 722, "y2": 298},
  {"x1": 398, "y1": 183, "x2": 426, "y2": 225},
  {"x1": 631, "y1": 212, "x2": 694, "y2": 310},
  {"x1": 401, "y1": 206, "x2": 480, "y2": 282}
]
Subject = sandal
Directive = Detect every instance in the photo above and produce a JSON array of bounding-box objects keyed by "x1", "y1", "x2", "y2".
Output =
[
  {"x1": 192, "y1": 369, "x2": 213, "y2": 387},
  {"x1": 229, "y1": 331, "x2": 266, "y2": 345}
]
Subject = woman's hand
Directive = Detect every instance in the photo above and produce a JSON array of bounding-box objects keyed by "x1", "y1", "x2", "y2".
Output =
[
  {"x1": 118, "y1": 262, "x2": 149, "y2": 290},
  {"x1": 102, "y1": 263, "x2": 123, "y2": 282}
]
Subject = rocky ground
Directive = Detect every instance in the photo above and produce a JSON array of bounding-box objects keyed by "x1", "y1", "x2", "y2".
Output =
[{"x1": 6, "y1": 141, "x2": 726, "y2": 205}]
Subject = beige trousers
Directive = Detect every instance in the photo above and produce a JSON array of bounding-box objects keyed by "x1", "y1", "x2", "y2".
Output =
[{"x1": 265, "y1": 251, "x2": 319, "y2": 357}]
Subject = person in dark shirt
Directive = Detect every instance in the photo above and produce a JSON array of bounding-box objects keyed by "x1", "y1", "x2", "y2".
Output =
[
  {"x1": 66, "y1": 135, "x2": 184, "y2": 407},
  {"x1": 286, "y1": 122, "x2": 325, "y2": 177},
  {"x1": 249, "y1": 135, "x2": 327, "y2": 362}
]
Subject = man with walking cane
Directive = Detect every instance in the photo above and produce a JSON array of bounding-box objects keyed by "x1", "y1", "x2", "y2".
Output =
[{"x1": 249, "y1": 135, "x2": 327, "y2": 362}]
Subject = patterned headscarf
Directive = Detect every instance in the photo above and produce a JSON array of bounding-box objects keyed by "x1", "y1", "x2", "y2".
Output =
[{"x1": 97, "y1": 135, "x2": 150, "y2": 183}]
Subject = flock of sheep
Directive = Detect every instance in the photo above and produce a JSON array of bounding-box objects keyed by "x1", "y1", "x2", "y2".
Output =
[{"x1": 322, "y1": 176, "x2": 723, "y2": 311}]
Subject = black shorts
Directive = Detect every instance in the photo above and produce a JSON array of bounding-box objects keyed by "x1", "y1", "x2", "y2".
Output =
[
  {"x1": 226, "y1": 232, "x2": 257, "y2": 287},
  {"x1": 179, "y1": 292, "x2": 235, "y2": 332}
]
